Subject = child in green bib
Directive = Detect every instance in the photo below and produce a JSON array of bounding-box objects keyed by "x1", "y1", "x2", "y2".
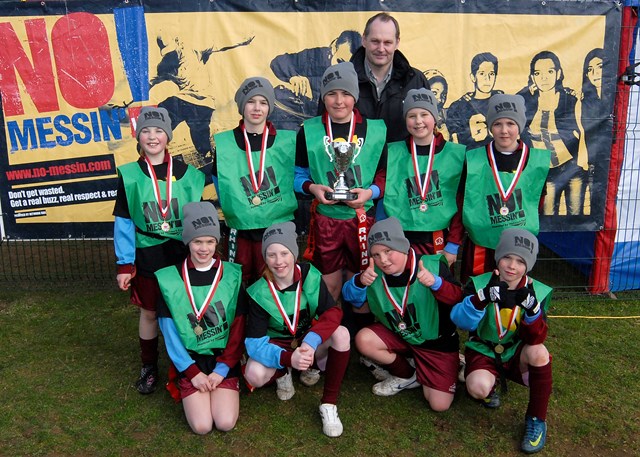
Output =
[
  {"x1": 460, "y1": 94, "x2": 549, "y2": 283},
  {"x1": 155, "y1": 202, "x2": 246, "y2": 435},
  {"x1": 451, "y1": 228, "x2": 553, "y2": 454},
  {"x1": 113, "y1": 106, "x2": 205, "y2": 395},
  {"x1": 213, "y1": 77, "x2": 297, "y2": 284}
]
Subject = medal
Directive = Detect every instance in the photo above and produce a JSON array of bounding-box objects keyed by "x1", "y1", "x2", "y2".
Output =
[
  {"x1": 488, "y1": 142, "x2": 528, "y2": 213},
  {"x1": 381, "y1": 249, "x2": 416, "y2": 318},
  {"x1": 182, "y1": 258, "x2": 223, "y2": 335},
  {"x1": 252, "y1": 195, "x2": 261, "y2": 206},
  {"x1": 145, "y1": 154, "x2": 174, "y2": 230},
  {"x1": 494, "y1": 344, "x2": 504, "y2": 354},
  {"x1": 411, "y1": 138, "x2": 436, "y2": 211},
  {"x1": 290, "y1": 339, "x2": 298, "y2": 349},
  {"x1": 267, "y1": 265, "x2": 302, "y2": 338},
  {"x1": 398, "y1": 322, "x2": 407, "y2": 331},
  {"x1": 243, "y1": 123, "x2": 268, "y2": 198}
]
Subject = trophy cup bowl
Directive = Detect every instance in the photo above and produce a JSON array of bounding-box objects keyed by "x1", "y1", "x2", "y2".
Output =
[{"x1": 325, "y1": 140, "x2": 358, "y2": 201}]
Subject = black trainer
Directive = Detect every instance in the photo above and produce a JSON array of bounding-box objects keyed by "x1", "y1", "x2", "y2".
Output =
[{"x1": 135, "y1": 364, "x2": 158, "y2": 394}]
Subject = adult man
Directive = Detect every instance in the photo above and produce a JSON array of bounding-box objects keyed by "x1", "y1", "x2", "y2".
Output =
[
  {"x1": 447, "y1": 52, "x2": 503, "y2": 150},
  {"x1": 345, "y1": 13, "x2": 429, "y2": 142}
]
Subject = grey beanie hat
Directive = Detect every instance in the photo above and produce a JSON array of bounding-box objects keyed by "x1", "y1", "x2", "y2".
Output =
[
  {"x1": 136, "y1": 106, "x2": 173, "y2": 141},
  {"x1": 494, "y1": 228, "x2": 539, "y2": 272},
  {"x1": 262, "y1": 221, "x2": 299, "y2": 260},
  {"x1": 182, "y1": 202, "x2": 220, "y2": 245},
  {"x1": 368, "y1": 217, "x2": 410, "y2": 255},
  {"x1": 320, "y1": 61, "x2": 359, "y2": 102},
  {"x1": 235, "y1": 76, "x2": 275, "y2": 116},
  {"x1": 403, "y1": 88, "x2": 439, "y2": 120},
  {"x1": 486, "y1": 94, "x2": 527, "y2": 134}
]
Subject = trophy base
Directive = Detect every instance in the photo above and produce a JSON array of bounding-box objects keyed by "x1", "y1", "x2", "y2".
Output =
[{"x1": 325, "y1": 191, "x2": 357, "y2": 201}]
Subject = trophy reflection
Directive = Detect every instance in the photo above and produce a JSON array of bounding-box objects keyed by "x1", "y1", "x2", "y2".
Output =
[{"x1": 324, "y1": 136, "x2": 363, "y2": 201}]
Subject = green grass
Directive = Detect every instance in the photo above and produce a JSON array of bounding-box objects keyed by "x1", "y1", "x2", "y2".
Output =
[{"x1": 0, "y1": 287, "x2": 638, "y2": 456}]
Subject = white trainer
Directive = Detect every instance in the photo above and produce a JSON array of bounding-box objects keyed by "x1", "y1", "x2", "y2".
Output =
[
  {"x1": 372, "y1": 373, "x2": 419, "y2": 396},
  {"x1": 276, "y1": 369, "x2": 295, "y2": 401},
  {"x1": 300, "y1": 368, "x2": 321, "y2": 386},
  {"x1": 359, "y1": 355, "x2": 391, "y2": 381},
  {"x1": 319, "y1": 403, "x2": 343, "y2": 437}
]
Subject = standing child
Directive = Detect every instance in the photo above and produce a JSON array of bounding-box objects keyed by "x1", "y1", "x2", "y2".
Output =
[
  {"x1": 113, "y1": 106, "x2": 205, "y2": 394},
  {"x1": 451, "y1": 228, "x2": 553, "y2": 454},
  {"x1": 155, "y1": 202, "x2": 246, "y2": 434},
  {"x1": 342, "y1": 217, "x2": 462, "y2": 411},
  {"x1": 460, "y1": 94, "x2": 550, "y2": 282},
  {"x1": 382, "y1": 88, "x2": 465, "y2": 266},
  {"x1": 214, "y1": 77, "x2": 297, "y2": 285},
  {"x1": 244, "y1": 222, "x2": 351, "y2": 438},
  {"x1": 294, "y1": 61, "x2": 387, "y2": 303}
]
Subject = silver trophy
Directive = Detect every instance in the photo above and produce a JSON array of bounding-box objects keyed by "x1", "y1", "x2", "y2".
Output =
[{"x1": 324, "y1": 136, "x2": 364, "y2": 201}]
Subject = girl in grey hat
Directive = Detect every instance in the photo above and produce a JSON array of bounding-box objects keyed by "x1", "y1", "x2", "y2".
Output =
[{"x1": 244, "y1": 222, "x2": 351, "y2": 438}]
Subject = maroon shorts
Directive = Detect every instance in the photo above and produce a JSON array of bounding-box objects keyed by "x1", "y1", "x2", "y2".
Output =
[
  {"x1": 178, "y1": 376, "x2": 240, "y2": 399},
  {"x1": 464, "y1": 346, "x2": 525, "y2": 386},
  {"x1": 233, "y1": 236, "x2": 265, "y2": 283},
  {"x1": 312, "y1": 212, "x2": 373, "y2": 274},
  {"x1": 368, "y1": 323, "x2": 458, "y2": 393},
  {"x1": 130, "y1": 274, "x2": 161, "y2": 312}
]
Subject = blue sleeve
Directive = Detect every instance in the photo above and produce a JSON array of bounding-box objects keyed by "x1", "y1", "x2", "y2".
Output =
[
  {"x1": 294, "y1": 166, "x2": 312, "y2": 194},
  {"x1": 444, "y1": 242, "x2": 460, "y2": 255},
  {"x1": 450, "y1": 296, "x2": 485, "y2": 331},
  {"x1": 114, "y1": 216, "x2": 136, "y2": 265},
  {"x1": 213, "y1": 362, "x2": 230, "y2": 378},
  {"x1": 211, "y1": 175, "x2": 219, "y2": 197},
  {"x1": 158, "y1": 317, "x2": 196, "y2": 372},
  {"x1": 302, "y1": 331, "x2": 322, "y2": 351},
  {"x1": 245, "y1": 336, "x2": 285, "y2": 369},
  {"x1": 431, "y1": 275, "x2": 443, "y2": 291},
  {"x1": 341, "y1": 275, "x2": 367, "y2": 308},
  {"x1": 369, "y1": 184, "x2": 381, "y2": 200}
]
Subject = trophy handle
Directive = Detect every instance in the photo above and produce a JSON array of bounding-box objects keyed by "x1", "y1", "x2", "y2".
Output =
[
  {"x1": 351, "y1": 137, "x2": 364, "y2": 162},
  {"x1": 323, "y1": 136, "x2": 334, "y2": 162}
]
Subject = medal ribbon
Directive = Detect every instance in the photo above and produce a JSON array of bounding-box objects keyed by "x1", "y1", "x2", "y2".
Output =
[
  {"x1": 488, "y1": 142, "x2": 529, "y2": 205},
  {"x1": 325, "y1": 112, "x2": 356, "y2": 143},
  {"x1": 381, "y1": 249, "x2": 416, "y2": 317},
  {"x1": 182, "y1": 258, "x2": 223, "y2": 323},
  {"x1": 242, "y1": 123, "x2": 269, "y2": 193},
  {"x1": 492, "y1": 275, "x2": 526, "y2": 340},
  {"x1": 267, "y1": 264, "x2": 302, "y2": 336},
  {"x1": 410, "y1": 138, "x2": 436, "y2": 202},
  {"x1": 144, "y1": 154, "x2": 173, "y2": 220}
]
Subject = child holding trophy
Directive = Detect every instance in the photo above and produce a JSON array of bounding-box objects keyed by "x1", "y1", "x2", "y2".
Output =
[{"x1": 294, "y1": 61, "x2": 387, "y2": 307}]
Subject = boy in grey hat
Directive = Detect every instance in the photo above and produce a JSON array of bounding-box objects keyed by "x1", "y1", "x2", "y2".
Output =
[
  {"x1": 451, "y1": 228, "x2": 553, "y2": 454},
  {"x1": 342, "y1": 217, "x2": 463, "y2": 411},
  {"x1": 460, "y1": 93, "x2": 551, "y2": 283},
  {"x1": 294, "y1": 61, "x2": 388, "y2": 305},
  {"x1": 213, "y1": 76, "x2": 297, "y2": 284}
]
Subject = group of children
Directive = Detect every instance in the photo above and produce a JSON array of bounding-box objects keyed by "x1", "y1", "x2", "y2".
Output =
[{"x1": 114, "y1": 60, "x2": 553, "y2": 453}]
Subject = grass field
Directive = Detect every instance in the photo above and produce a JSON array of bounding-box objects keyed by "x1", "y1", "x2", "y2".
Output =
[{"x1": 0, "y1": 286, "x2": 638, "y2": 457}]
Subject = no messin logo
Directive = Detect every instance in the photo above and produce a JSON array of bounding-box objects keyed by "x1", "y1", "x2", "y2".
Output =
[
  {"x1": 263, "y1": 226, "x2": 284, "y2": 242},
  {"x1": 493, "y1": 101, "x2": 519, "y2": 116},
  {"x1": 142, "y1": 109, "x2": 167, "y2": 123},
  {"x1": 190, "y1": 215, "x2": 218, "y2": 232},
  {"x1": 514, "y1": 235, "x2": 536, "y2": 254},
  {"x1": 241, "y1": 78, "x2": 265, "y2": 96},
  {"x1": 409, "y1": 91, "x2": 436, "y2": 106}
]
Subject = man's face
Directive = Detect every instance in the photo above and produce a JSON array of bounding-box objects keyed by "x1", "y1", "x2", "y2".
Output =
[
  {"x1": 362, "y1": 19, "x2": 399, "y2": 71},
  {"x1": 532, "y1": 58, "x2": 560, "y2": 93},
  {"x1": 471, "y1": 61, "x2": 496, "y2": 94},
  {"x1": 331, "y1": 42, "x2": 353, "y2": 66}
]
